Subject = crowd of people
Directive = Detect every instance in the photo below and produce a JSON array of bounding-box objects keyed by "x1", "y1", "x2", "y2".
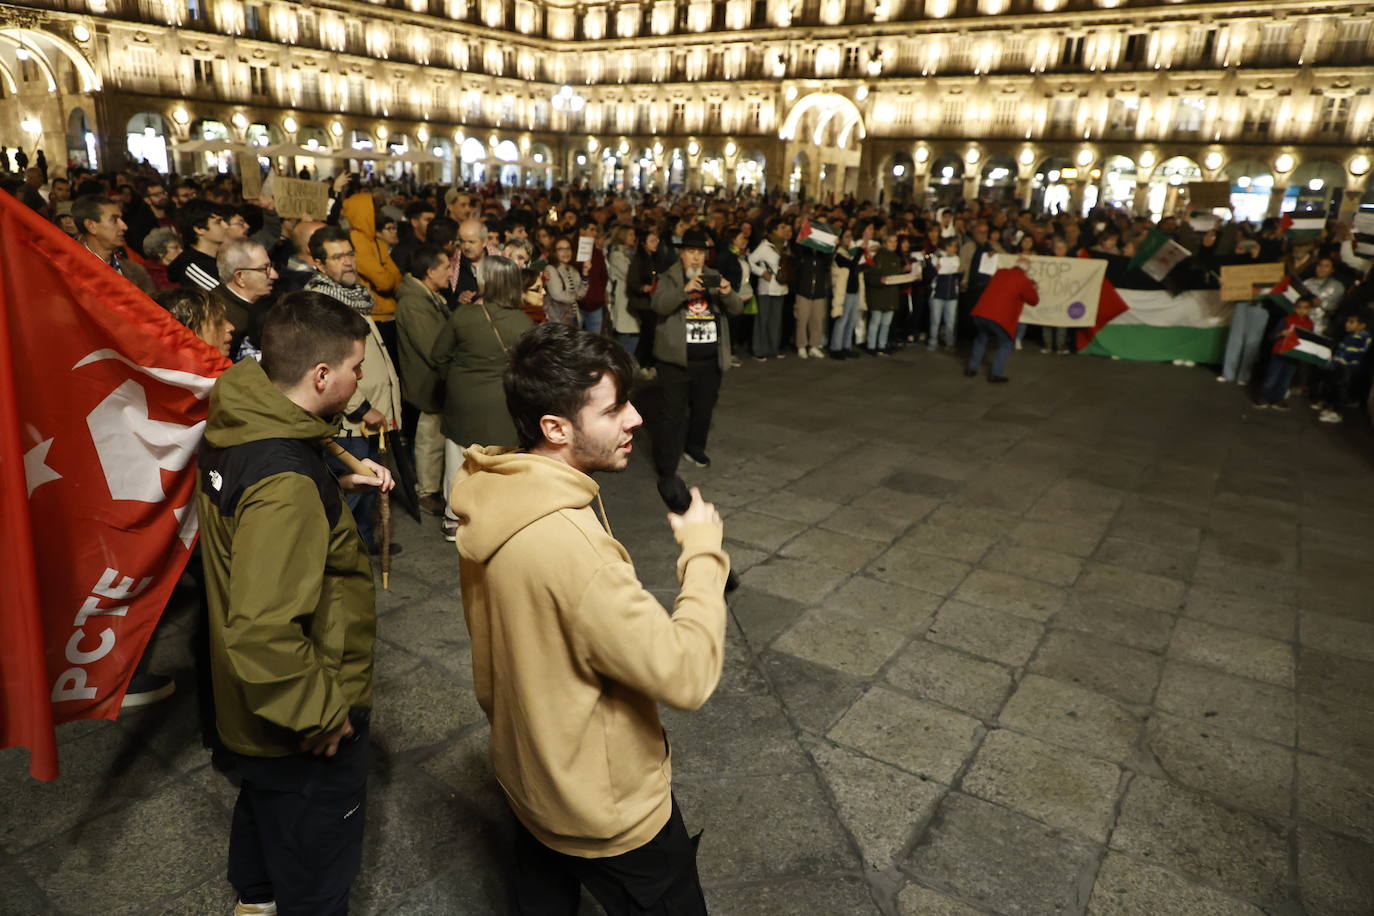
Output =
[
  {"x1": 8, "y1": 153, "x2": 1374, "y2": 913},
  {"x1": 8, "y1": 157, "x2": 1374, "y2": 537}
]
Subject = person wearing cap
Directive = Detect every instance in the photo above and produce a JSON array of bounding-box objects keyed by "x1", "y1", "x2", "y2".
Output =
[{"x1": 650, "y1": 228, "x2": 743, "y2": 477}]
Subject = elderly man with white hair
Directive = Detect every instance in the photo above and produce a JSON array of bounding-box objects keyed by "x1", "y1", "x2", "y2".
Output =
[
  {"x1": 211, "y1": 238, "x2": 279, "y2": 361},
  {"x1": 446, "y1": 217, "x2": 487, "y2": 308}
]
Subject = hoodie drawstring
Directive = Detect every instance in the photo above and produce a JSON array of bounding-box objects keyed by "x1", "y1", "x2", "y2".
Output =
[{"x1": 595, "y1": 493, "x2": 613, "y2": 539}]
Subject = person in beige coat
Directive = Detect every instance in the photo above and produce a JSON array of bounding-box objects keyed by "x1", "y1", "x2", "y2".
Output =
[{"x1": 450, "y1": 322, "x2": 727, "y2": 913}]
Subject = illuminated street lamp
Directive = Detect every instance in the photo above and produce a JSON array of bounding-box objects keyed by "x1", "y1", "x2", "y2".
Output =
[{"x1": 551, "y1": 84, "x2": 586, "y2": 112}]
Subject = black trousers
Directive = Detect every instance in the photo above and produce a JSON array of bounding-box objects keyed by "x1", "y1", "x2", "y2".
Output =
[
  {"x1": 512, "y1": 797, "x2": 707, "y2": 916},
  {"x1": 653, "y1": 358, "x2": 721, "y2": 479},
  {"x1": 226, "y1": 716, "x2": 369, "y2": 915}
]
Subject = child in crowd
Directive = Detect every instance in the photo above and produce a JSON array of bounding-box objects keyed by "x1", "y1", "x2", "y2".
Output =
[
  {"x1": 928, "y1": 236, "x2": 962, "y2": 351},
  {"x1": 1316, "y1": 310, "x2": 1371, "y2": 423},
  {"x1": 1255, "y1": 297, "x2": 1315, "y2": 410}
]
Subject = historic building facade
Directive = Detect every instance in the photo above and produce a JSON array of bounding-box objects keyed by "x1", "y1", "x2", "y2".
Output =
[{"x1": 2, "y1": 0, "x2": 1372, "y2": 216}]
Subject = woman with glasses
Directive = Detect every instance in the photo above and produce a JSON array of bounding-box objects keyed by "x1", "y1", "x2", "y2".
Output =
[
  {"x1": 520, "y1": 267, "x2": 548, "y2": 324},
  {"x1": 542, "y1": 235, "x2": 588, "y2": 327}
]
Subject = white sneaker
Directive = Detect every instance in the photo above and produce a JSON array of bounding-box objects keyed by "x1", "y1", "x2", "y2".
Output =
[
  {"x1": 234, "y1": 902, "x2": 278, "y2": 916},
  {"x1": 808, "y1": 346, "x2": 825, "y2": 358},
  {"x1": 1319, "y1": 410, "x2": 1342, "y2": 423},
  {"x1": 797, "y1": 347, "x2": 809, "y2": 359},
  {"x1": 1015, "y1": 339, "x2": 1023, "y2": 351},
  {"x1": 1216, "y1": 376, "x2": 1227, "y2": 383}
]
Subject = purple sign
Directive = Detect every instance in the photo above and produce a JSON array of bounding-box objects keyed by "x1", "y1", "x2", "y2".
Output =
[{"x1": 1067, "y1": 301, "x2": 1086, "y2": 320}]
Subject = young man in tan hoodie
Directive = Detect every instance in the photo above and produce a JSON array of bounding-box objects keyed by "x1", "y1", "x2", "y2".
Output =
[{"x1": 449, "y1": 322, "x2": 728, "y2": 914}]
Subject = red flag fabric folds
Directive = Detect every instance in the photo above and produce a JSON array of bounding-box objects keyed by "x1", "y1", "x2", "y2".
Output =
[
  {"x1": 1075, "y1": 249, "x2": 1130, "y2": 351},
  {"x1": 0, "y1": 192, "x2": 229, "y2": 780}
]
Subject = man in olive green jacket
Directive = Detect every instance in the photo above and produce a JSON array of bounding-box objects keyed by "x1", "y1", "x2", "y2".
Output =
[
  {"x1": 394, "y1": 244, "x2": 452, "y2": 516},
  {"x1": 197, "y1": 290, "x2": 393, "y2": 916}
]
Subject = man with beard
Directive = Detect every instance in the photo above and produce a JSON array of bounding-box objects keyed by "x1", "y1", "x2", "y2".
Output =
[
  {"x1": 450, "y1": 322, "x2": 726, "y2": 914},
  {"x1": 651, "y1": 228, "x2": 743, "y2": 476},
  {"x1": 197, "y1": 290, "x2": 394, "y2": 916}
]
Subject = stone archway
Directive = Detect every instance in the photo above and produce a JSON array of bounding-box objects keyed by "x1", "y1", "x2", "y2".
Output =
[{"x1": 780, "y1": 92, "x2": 865, "y2": 202}]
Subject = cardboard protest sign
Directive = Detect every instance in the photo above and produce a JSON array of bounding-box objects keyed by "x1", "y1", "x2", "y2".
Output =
[
  {"x1": 271, "y1": 177, "x2": 330, "y2": 220},
  {"x1": 1188, "y1": 181, "x2": 1231, "y2": 210},
  {"x1": 995, "y1": 255, "x2": 1105, "y2": 327},
  {"x1": 1219, "y1": 262, "x2": 1284, "y2": 301},
  {"x1": 237, "y1": 152, "x2": 263, "y2": 200}
]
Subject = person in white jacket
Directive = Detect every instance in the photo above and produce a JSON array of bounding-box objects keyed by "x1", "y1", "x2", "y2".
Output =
[{"x1": 748, "y1": 219, "x2": 791, "y2": 360}]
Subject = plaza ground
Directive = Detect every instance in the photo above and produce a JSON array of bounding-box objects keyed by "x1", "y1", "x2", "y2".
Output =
[{"x1": 4, "y1": 345, "x2": 1374, "y2": 915}]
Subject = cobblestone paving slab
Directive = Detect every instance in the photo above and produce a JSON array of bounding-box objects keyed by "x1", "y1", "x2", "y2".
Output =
[{"x1": 5, "y1": 350, "x2": 1374, "y2": 913}]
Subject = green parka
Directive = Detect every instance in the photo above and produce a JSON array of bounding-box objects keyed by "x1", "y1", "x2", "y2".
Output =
[
  {"x1": 196, "y1": 359, "x2": 375, "y2": 758},
  {"x1": 430, "y1": 299, "x2": 533, "y2": 448},
  {"x1": 394, "y1": 274, "x2": 449, "y2": 413}
]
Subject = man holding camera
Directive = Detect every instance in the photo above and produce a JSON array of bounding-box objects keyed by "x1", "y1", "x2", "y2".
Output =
[{"x1": 650, "y1": 228, "x2": 744, "y2": 478}]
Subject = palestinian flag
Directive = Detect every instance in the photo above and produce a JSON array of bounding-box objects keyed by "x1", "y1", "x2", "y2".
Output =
[
  {"x1": 1265, "y1": 275, "x2": 1313, "y2": 313},
  {"x1": 797, "y1": 218, "x2": 838, "y2": 254},
  {"x1": 1127, "y1": 228, "x2": 1191, "y2": 282},
  {"x1": 1275, "y1": 327, "x2": 1334, "y2": 367},
  {"x1": 1081, "y1": 251, "x2": 1231, "y2": 363},
  {"x1": 1280, "y1": 212, "x2": 1326, "y2": 240}
]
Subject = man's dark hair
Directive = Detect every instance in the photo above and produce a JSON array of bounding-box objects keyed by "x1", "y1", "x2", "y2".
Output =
[
  {"x1": 260, "y1": 290, "x2": 370, "y2": 387},
  {"x1": 410, "y1": 243, "x2": 448, "y2": 280},
  {"x1": 405, "y1": 199, "x2": 436, "y2": 221},
  {"x1": 71, "y1": 194, "x2": 116, "y2": 236},
  {"x1": 504, "y1": 322, "x2": 636, "y2": 450},
  {"x1": 308, "y1": 225, "x2": 351, "y2": 262},
  {"x1": 427, "y1": 216, "x2": 460, "y2": 252},
  {"x1": 178, "y1": 199, "x2": 217, "y2": 243}
]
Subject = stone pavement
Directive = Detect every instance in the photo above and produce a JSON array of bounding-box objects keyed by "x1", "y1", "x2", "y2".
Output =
[{"x1": 5, "y1": 346, "x2": 1374, "y2": 915}]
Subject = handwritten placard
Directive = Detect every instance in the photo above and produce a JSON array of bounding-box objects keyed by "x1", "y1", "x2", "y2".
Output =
[
  {"x1": 993, "y1": 255, "x2": 1105, "y2": 327},
  {"x1": 272, "y1": 177, "x2": 330, "y2": 220},
  {"x1": 1188, "y1": 181, "x2": 1231, "y2": 211},
  {"x1": 1219, "y1": 262, "x2": 1284, "y2": 301},
  {"x1": 237, "y1": 152, "x2": 263, "y2": 200}
]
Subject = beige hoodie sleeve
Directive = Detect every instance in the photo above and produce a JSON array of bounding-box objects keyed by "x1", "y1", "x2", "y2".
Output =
[{"x1": 572, "y1": 523, "x2": 729, "y2": 711}]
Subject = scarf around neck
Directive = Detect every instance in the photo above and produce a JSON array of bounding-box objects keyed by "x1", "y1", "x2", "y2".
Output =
[{"x1": 306, "y1": 271, "x2": 375, "y2": 316}]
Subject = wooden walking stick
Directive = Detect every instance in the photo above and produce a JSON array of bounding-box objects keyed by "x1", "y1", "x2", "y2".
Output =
[
  {"x1": 322, "y1": 436, "x2": 391, "y2": 590},
  {"x1": 376, "y1": 430, "x2": 391, "y2": 590}
]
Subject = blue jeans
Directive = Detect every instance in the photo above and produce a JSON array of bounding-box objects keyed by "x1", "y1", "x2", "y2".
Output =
[
  {"x1": 1222, "y1": 302, "x2": 1268, "y2": 383},
  {"x1": 328, "y1": 434, "x2": 377, "y2": 548},
  {"x1": 581, "y1": 307, "x2": 604, "y2": 335},
  {"x1": 929, "y1": 298, "x2": 957, "y2": 349},
  {"x1": 866, "y1": 310, "x2": 895, "y2": 350},
  {"x1": 1259, "y1": 356, "x2": 1298, "y2": 404},
  {"x1": 967, "y1": 316, "x2": 1014, "y2": 377},
  {"x1": 617, "y1": 332, "x2": 639, "y2": 358},
  {"x1": 830, "y1": 293, "x2": 860, "y2": 351},
  {"x1": 1016, "y1": 323, "x2": 1028, "y2": 342}
]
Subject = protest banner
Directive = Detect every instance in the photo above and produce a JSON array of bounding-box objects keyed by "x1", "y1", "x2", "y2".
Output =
[
  {"x1": 994, "y1": 255, "x2": 1105, "y2": 327},
  {"x1": 272, "y1": 177, "x2": 330, "y2": 220},
  {"x1": 1219, "y1": 262, "x2": 1284, "y2": 301}
]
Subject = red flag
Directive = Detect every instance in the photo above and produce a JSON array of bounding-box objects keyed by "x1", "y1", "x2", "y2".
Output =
[
  {"x1": 1075, "y1": 250, "x2": 1130, "y2": 350},
  {"x1": 0, "y1": 191, "x2": 230, "y2": 780}
]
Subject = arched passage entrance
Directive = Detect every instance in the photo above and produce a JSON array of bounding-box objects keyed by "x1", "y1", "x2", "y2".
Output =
[
  {"x1": 1147, "y1": 156, "x2": 1201, "y2": 220},
  {"x1": 1224, "y1": 158, "x2": 1273, "y2": 223},
  {"x1": 1286, "y1": 161, "x2": 1345, "y2": 215},
  {"x1": 126, "y1": 112, "x2": 169, "y2": 173},
  {"x1": 779, "y1": 92, "x2": 865, "y2": 202}
]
